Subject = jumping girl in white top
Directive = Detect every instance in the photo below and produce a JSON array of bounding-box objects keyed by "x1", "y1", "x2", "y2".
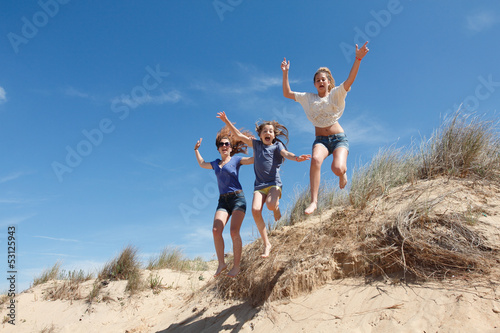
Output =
[{"x1": 281, "y1": 42, "x2": 369, "y2": 215}]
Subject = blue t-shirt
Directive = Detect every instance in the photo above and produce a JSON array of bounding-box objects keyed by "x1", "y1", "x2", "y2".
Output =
[
  {"x1": 210, "y1": 155, "x2": 243, "y2": 195},
  {"x1": 252, "y1": 139, "x2": 285, "y2": 190}
]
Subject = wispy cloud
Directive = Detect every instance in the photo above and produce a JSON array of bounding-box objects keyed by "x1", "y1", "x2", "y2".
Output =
[
  {"x1": 193, "y1": 62, "x2": 287, "y2": 95},
  {"x1": 0, "y1": 214, "x2": 36, "y2": 228},
  {"x1": 342, "y1": 113, "x2": 398, "y2": 146},
  {"x1": 0, "y1": 171, "x2": 29, "y2": 184},
  {"x1": 39, "y1": 252, "x2": 76, "y2": 257},
  {"x1": 466, "y1": 11, "x2": 499, "y2": 33},
  {"x1": 63, "y1": 86, "x2": 95, "y2": 100},
  {"x1": 112, "y1": 90, "x2": 182, "y2": 109},
  {"x1": 0, "y1": 86, "x2": 6, "y2": 104},
  {"x1": 33, "y1": 235, "x2": 80, "y2": 243}
]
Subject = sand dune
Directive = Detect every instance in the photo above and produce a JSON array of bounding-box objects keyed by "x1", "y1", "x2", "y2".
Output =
[{"x1": 2, "y1": 177, "x2": 499, "y2": 332}]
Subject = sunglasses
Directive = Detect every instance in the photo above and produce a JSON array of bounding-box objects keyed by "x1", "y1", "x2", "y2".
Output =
[{"x1": 218, "y1": 142, "x2": 231, "y2": 147}]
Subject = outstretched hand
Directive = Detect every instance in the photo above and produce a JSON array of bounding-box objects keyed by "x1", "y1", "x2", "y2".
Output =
[
  {"x1": 355, "y1": 41, "x2": 369, "y2": 60},
  {"x1": 281, "y1": 57, "x2": 290, "y2": 72},
  {"x1": 194, "y1": 138, "x2": 202, "y2": 150},
  {"x1": 296, "y1": 154, "x2": 311, "y2": 162},
  {"x1": 216, "y1": 111, "x2": 229, "y2": 123}
]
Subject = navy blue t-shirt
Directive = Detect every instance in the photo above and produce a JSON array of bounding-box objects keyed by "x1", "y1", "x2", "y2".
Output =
[
  {"x1": 252, "y1": 139, "x2": 285, "y2": 190},
  {"x1": 210, "y1": 155, "x2": 243, "y2": 195}
]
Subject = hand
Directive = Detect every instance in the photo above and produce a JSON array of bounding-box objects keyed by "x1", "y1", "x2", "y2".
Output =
[
  {"x1": 281, "y1": 57, "x2": 290, "y2": 72},
  {"x1": 296, "y1": 154, "x2": 311, "y2": 162},
  {"x1": 194, "y1": 138, "x2": 202, "y2": 150},
  {"x1": 355, "y1": 41, "x2": 369, "y2": 60},
  {"x1": 216, "y1": 111, "x2": 229, "y2": 123}
]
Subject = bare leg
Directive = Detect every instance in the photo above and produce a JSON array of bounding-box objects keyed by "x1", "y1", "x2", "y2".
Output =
[
  {"x1": 227, "y1": 210, "x2": 245, "y2": 277},
  {"x1": 266, "y1": 187, "x2": 282, "y2": 221},
  {"x1": 252, "y1": 191, "x2": 272, "y2": 258},
  {"x1": 306, "y1": 144, "x2": 329, "y2": 215},
  {"x1": 332, "y1": 147, "x2": 348, "y2": 189},
  {"x1": 213, "y1": 210, "x2": 229, "y2": 277}
]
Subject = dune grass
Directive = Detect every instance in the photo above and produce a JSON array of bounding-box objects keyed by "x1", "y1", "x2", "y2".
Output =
[
  {"x1": 146, "y1": 247, "x2": 209, "y2": 272},
  {"x1": 212, "y1": 111, "x2": 499, "y2": 305},
  {"x1": 32, "y1": 262, "x2": 61, "y2": 287},
  {"x1": 281, "y1": 111, "x2": 499, "y2": 224}
]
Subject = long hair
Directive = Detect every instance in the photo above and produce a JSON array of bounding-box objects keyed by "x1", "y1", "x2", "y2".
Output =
[
  {"x1": 215, "y1": 125, "x2": 252, "y2": 156},
  {"x1": 255, "y1": 120, "x2": 289, "y2": 162},
  {"x1": 314, "y1": 67, "x2": 335, "y2": 92}
]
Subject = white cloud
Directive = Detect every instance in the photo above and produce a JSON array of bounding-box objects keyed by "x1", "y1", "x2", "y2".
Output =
[
  {"x1": 0, "y1": 171, "x2": 29, "y2": 184},
  {"x1": 0, "y1": 214, "x2": 36, "y2": 228},
  {"x1": 64, "y1": 86, "x2": 92, "y2": 99},
  {"x1": 193, "y1": 62, "x2": 285, "y2": 95},
  {"x1": 466, "y1": 11, "x2": 498, "y2": 33},
  {"x1": 112, "y1": 90, "x2": 181, "y2": 109},
  {"x1": 0, "y1": 87, "x2": 6, "y2": 104},
  {"x1": 33, "y1": 235, "x2": 80, "y2": 243}
]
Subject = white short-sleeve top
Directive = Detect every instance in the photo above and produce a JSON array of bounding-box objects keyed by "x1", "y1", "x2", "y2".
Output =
[{"x1": 294, "y1": 82, "x2": 350, "y2": 128}]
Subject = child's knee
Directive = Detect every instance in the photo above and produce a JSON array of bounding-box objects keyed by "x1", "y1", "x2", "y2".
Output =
[
  {"x1": 251, "y1": 207, "x2": 262, "y2": 217},
  {"x1": 230, "y1": 228, "x2": 240, "y2": 239},
  {"x1": 212, "y1": 226, "x2": 223, "y2": 237},
  {"x1": 331, "y1": 164, "x2": 346, "y2": 176},
  {"x1": 311, "y1": 155, "x2": 323, "y2": 168},
  {"x1": 266, "y1": 201, "x2": 278, "y2": 211}
]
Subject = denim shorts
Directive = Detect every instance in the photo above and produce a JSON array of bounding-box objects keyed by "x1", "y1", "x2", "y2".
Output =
[
  {"x1": 313, "y1": 133, "x2": 349, "y2": 155},
  {"x1": 216, "y1": 191, "x2": 246, "y2": 215}
]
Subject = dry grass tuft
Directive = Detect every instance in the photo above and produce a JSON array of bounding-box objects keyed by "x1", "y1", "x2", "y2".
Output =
[
  {"x1": 42, "y1": 269, "x2": 94, "y2": 301},
  {"x1": 147, "y1": 247, "x2": 209, "y2": 271},
  {"x1": 99, "y1": 245, "x2": 143, "y2": 294},
  {"x1": 362, "y1": 201, "x2": 495, "y2": 280},
  {"x1": 419, "y1": 111, "x2": 500, "y2": 180},
  {"x1": 32, "y1": 262, "x2": 61, "y2": 287}
]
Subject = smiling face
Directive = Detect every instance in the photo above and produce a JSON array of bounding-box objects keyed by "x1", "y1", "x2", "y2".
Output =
[
  {"x1": 314, "y1": 72, "x2": 330, "y2": 96},
  {"x1": 217, "y1": 138, "x2": 232, "y2": 157},
  {"x1": 259, "y1": 124, "x2": 275, "y2": 145}
]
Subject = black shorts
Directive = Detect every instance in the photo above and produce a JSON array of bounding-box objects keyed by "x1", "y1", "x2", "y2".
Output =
[{"x1": 216, "y1": 190, "x2": 246, "y2": 216}]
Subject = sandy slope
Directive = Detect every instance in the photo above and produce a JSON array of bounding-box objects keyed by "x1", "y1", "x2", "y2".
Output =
[
  {"x1": 3, "y1": 273, "x2": 498, "y2": 333},
  {"x1": 2, "y1": 178, "x2": 500, "y2": 332}
]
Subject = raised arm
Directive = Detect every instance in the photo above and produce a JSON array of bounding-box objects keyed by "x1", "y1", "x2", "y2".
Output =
[
  {"x1": 216, "y1": 111, "x2": 253, "y2": 147},
  {"x1": 194, "y1": 138, "x2": 212, "y2": 169},
  {"x1": 343, "y1": 41, "x2": 370, "y2": 92},
  {"x1": 280, "y1": 149, "x2": 311, "y2": 162},
  {"x1": 281, "y1": 58, "x2": 296, "y2": 100}
]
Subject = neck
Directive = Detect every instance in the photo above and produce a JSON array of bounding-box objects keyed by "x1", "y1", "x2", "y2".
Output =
[{"x1": 318, "y1": 90, "x2": 328, "y2": 98}]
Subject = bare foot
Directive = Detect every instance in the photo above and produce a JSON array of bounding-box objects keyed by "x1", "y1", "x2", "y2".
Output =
[
  {"x1": 305, "y1": 202, "x2": 317, "y2": 215},
  {"x1": 339, "y1": 173, "x2": 348, "y2": 189},
  {"x1": 214, "y1": 263, "x2": 228, "y2": 277},
  {"x1": 261, "y1": 243, "x2": 272, "y2": 258},
  {"x1": 227, "y1": 266, "x2": 240, "y2": 278},
  {"x1": 273, "y1": 207, "x2": 282, "y2": 221}
]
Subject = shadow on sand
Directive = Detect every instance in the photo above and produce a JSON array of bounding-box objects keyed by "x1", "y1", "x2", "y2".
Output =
[
  {"x1": 157, "y1": 301, "x2": 258, "y2": 333},
  {"x1": 158, "y1": 268, "x2": 286, "y2": 332}
]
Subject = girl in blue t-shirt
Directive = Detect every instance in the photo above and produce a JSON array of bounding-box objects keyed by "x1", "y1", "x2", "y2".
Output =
[
  {"x1": 218, "y1": 111, "x2": 310, "y2": 258},
  {"x1": 194, "y1": 126, "x2": 253, "y2": 278}
]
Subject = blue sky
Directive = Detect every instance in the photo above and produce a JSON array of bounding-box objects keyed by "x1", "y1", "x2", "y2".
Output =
[{"x1": 1, "y1": 1, "x2": 499, "y2": 292}]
